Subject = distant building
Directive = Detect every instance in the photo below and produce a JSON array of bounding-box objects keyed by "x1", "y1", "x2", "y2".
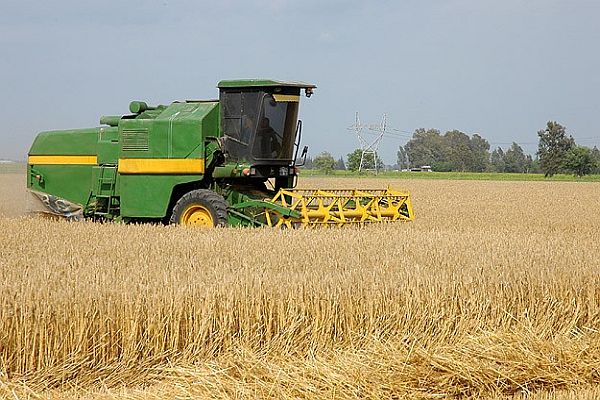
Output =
[{"x1": 409, "y1": 165, "x2": 433, "y2": 172}]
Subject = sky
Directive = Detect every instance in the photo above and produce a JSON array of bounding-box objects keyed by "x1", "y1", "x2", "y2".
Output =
[{"x1": 1, "y1": 0, "x2": 599, "y2": 164}]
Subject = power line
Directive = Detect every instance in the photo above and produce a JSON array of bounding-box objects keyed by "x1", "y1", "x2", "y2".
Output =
[
  {"x1": 574, "y1": 137, "x2": 600, "y2": 142},
  {"x1": 348, "y1": 117, "x2": 600, "y2": 154},
  {"x1": 363, "y1": 130, "x2": 412, "y2": 139},
  {"x1": 348, "y1": 112, "x2": 389, "y2": 174},
  {"x1": 489, "y1": 141, "x2": 538, "y2": 146}
]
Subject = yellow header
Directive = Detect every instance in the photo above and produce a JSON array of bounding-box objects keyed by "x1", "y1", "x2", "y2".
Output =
[
  {"x1": 28, "y1": 155, "x2": 97, "y2": 165},
  {"x1": 273, "y1": 94, "x2": 300, "y2": 102},
  {"x1": 118, "y1": 158, "x2": 205, "y2": 174}
]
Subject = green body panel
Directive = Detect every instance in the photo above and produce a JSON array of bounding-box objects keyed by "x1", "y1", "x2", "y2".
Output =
[
  {"x1": 29, "y1": 128, "x2": 98, "y2": 155},
  {"x1": 119, "y1": 101, "x2": 218, "y2": 161},
  {"x1": 28, "y1": 128, "x2": 99, "y2": 207},
  {"x1": 97, "y1": 127, "x2": 119, "y2": 165},
  {"x1": 119, "y1": 175, "x2": 200, "y2": 218},
  {"x1": 28, "y1": 164, "x2": 94, "y2": 206},
  {"x1": 115, "y1": 101, "x2": 218, "y2": 217}
]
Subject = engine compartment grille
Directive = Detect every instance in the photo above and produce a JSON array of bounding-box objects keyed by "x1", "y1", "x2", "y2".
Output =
[{"x1": 121, "y1": 129, "x2": 149, "y2": 151}]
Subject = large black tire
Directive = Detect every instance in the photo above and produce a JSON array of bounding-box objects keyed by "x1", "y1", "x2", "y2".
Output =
[{"x1": 169, "y1": 189, "x2": 228, "y2": 227}]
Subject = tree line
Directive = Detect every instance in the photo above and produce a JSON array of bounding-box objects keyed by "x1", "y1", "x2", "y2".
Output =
[{"x1": 309, "y1": 121, "x2": 600, "y2": 176}]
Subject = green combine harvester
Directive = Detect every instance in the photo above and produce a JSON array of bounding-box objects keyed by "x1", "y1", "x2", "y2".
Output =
[{"x1": 27, "y1": 79, "x2": 414, "y2": 227}]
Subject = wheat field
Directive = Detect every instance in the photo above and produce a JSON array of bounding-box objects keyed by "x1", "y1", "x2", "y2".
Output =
[{"x1": 1, "y1": 172, "x2": 600, "y2": 399}]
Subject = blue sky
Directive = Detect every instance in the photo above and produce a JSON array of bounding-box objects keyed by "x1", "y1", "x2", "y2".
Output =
[{"x1": 1, "y1": 0, "x2": 599, "y2": 163}]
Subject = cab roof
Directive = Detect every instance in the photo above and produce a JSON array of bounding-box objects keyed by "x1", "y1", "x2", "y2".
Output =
[{"x1": 218, "y1": 79, "x2": 316, "y2": 89}]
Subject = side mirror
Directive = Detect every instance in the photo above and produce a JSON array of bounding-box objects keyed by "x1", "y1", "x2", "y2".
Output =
[{"x1": 296, "y1": 146, "x2": 309, "y2": 167}]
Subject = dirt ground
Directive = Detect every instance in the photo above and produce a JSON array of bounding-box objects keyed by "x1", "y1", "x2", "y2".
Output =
[{"x1": 0, "y1": 173, "x2": 28, "y2": 217}]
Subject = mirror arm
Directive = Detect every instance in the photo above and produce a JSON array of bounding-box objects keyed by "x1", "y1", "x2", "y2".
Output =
[{"x1": 292, "y1": 120, "x2": 303, "y2": 166}]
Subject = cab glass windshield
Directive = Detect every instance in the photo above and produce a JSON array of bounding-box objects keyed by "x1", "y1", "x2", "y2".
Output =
[
  {"x1": 252, "y1": 94, "x2": 298, "y2": 161},
  {"x1": 220, "y1": 90, "x2": 299, "y2": 164}
]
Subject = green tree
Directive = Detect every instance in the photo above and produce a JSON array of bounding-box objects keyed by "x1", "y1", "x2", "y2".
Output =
[
  {"x1": 334, "y1": 157, "x2": 346, "y2": 170},
  {"x1": 444, "y1": 130, "x2": 472, "y2": 172},
  {"x1": 490, "y1": 147, "x2": 505, "y2": 172},
  {"x1": 396, "y1": 146, "x2": 409, "y2": 170},
  {"x1": 313, "y1": 152, "x2": 336, "y2": 174},
  {"x1": 346, "y1": 149, "x2": 384, "y2": 172},
  {"x1": 563, "y1": 146, "x2": 596, "y2": 177},
  {"x1": 302, "y1": 156, "x2": 314, "y2": 169},
  {"x1": 590, "y1": 146, "x2": 600, "y2": 174},
  {"x1": 404, "y1": 128, "x2": 446, "y2": 169},
  {"x1": 405, "y1": 128, "x2": 495, "y2": 172},
  {"x1": 503, "y1": 142, "x2": 527, "y2": 173},
  {"x1": 525, "y1": 154, "x2": 534, "y2": 173},
  {"x1": 537, "y1": 121, "x2": 575, "y2": 177},
  {"x1": 529, "y1": 156, "x2": 542, "y2": 174},
  {"x1": 469, "y1": 134, "x2": 491, "y2": 172},
  {"x1": 347, "y1": 149, "x2": 361, "y2": 171}
]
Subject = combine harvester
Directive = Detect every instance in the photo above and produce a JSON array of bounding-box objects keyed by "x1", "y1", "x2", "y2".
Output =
[{"x1": 27, "y1": 80, "x2": 414, "y2": 227}]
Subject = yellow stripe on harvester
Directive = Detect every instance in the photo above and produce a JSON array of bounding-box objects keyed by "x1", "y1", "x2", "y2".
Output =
[
  {"x1": 273, "y1": 94, "x2": 300, "y2": 102},
  {"x1": 118, "y1": 158, "x2": 205, "y2": 174},
  {"x1": 28, "y1": 155, "x2": 97, "y2": 165}
]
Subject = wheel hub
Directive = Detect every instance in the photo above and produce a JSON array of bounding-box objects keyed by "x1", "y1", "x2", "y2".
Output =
[{"x1": 180, "y1": 205, "x2": 214, "y2": 227}]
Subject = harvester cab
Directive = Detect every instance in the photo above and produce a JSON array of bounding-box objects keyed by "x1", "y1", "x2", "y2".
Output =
[
  {"x1": 216, "y1": 79, "x2": 315, "y2": 191},
  {"x1": 27, "y1": 79, "x2": 414, "y2": 227}
]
